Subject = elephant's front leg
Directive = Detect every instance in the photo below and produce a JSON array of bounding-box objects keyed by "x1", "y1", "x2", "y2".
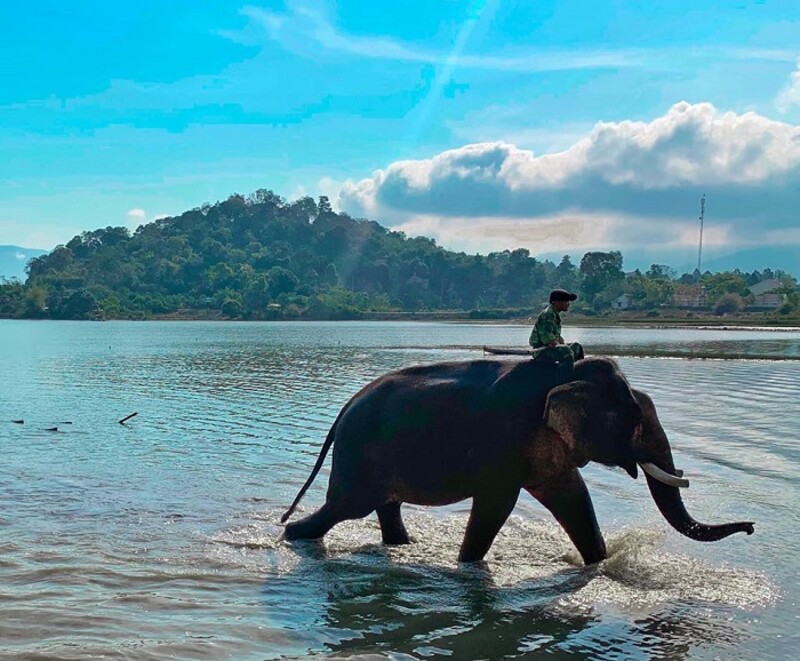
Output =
[
  {"x1": 458, "y1": 487, "x2": 520, "y2": 563},
  {"x1": 526, "y1": 469, "x2": 607, "y2": 565}
]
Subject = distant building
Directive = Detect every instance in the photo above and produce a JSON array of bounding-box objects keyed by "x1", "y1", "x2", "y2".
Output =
[
  {"x1": 673, "y1": 285, "x2": 707, "y2": 308},
  {"x1": 747, "y1": 279, "x2": 784, "y2": 309},
  {"x1": 748, "y1": 278, "x2": 782, "y2": 296}
]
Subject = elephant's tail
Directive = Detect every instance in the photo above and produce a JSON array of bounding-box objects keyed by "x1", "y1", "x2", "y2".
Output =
[{"x1": 280, "y1": 416, "x2": 340, "y2": 524}]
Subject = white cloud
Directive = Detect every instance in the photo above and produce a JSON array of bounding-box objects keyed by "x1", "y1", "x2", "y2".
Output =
[
  {"x1": 125, "y1": 208, "x2": 147, "y2": 231},
  {"x1": 367, "y1": 210, "x2": 734, "y2": 257},
  {"x1": 338, "y1": 102, "x2": 800, "y2": 254},
  {"x1": 289, "y1": 184, "x2": 307, "y2": 201},
  {"x1": 242, "y1": 3, "x2": 647, "y2": 73},
  {"x1": 446, "y1": 105, "x2": 594, "y2": 153},
  {"x1": 317, "y1": 176, "x2": 342, "y2": 210},
  {"x1": 763, "y1": 227, "x2": 800, "y2": 244},
  {"x1": 386, "y1": 211, "x2": 617, "y2": 255},
  {"x1": 776, "y1": 58, "x2": 800, "y2": 113},
  {"x1": 241, "y1": 3, "x2": 799, "y2": 74}
]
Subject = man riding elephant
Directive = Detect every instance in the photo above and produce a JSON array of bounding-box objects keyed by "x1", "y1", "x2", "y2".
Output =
[{"x1": 529, "y1": 289, "x2": 585, "y2": 363}]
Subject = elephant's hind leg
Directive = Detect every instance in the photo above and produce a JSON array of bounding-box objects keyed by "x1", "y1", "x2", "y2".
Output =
[
  {"x1": 526, "y1": 469, "x2": 607, "y2": 565},
  {"x1": 284, "y1": 503, "x2": 342, "y2": 541},
  {"x1": 376, "y1": 502, "x2": 411, "y2": 545},
  {"x1": 458, "y1": 488, "x2": 520, "y2": 563}
]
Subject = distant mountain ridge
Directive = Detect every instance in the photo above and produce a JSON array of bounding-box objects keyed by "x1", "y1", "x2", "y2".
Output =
[
  {"x1": 697, "y1": 247, "x2": 800, "y2": 275},
  {"x1": 0, "y1": 245, "x2": 47, "y2": 281}
]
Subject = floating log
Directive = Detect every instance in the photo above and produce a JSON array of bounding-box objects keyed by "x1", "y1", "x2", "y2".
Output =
[
  {"x1": 118, "y1": 412, "x2": 138, "y2": 425},
  {"x1": 482, "y1": 345, "x2": 535, "y2": 356}
]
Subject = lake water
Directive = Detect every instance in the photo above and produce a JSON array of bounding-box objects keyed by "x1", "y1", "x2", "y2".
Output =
[{"x1": 1, "y1": 321, "x2": 799, "y2": 660}]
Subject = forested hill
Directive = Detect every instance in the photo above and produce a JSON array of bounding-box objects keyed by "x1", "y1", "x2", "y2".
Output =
[
  {"x1": 8, "y1": 191, "x2": 584, "y2": 319},
  {"x1": 1, "y1": 189, "x2": 796, "y2": 320}
]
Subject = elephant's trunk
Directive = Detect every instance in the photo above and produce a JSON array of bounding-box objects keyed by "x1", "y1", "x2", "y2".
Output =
[
  {"x1": 632, "y1": 390, "x2": 755, "y2": 542},
  {"x1": 644, "y1": 472, "x2": 754, "y2": 541}
]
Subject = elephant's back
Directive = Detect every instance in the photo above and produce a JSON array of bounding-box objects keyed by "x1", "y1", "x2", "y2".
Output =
[{"x1": 326, "y1": 361, "x2": 531, "y2": 499}]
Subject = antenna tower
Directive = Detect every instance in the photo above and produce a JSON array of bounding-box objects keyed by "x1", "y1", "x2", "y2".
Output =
[{"x1": 697, "y1": 194, "x2": 706, "y2": 273}]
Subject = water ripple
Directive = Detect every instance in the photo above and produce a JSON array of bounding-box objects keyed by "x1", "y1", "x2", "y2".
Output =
[{"x1": 1, "y1": 321, "x2": 798, "y2": 660}]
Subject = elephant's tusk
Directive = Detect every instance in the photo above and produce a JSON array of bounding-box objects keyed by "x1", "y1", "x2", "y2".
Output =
[{"x1": 639, "y1": 462, "x2": 690, "y2": 488}]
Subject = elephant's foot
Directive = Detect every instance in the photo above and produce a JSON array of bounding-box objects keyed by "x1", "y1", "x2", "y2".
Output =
[
  {"x1": 283, "y1": 504, "x2": 341, "y2": 541},
  {"x1": 458, "y1": 488, "x2": 520, "y2": 563},
  {"x1": 377, "y1": 502, "x2": 412, "y2": 545},
  {"x1": 526, "y1": 470, "x2": 607, "y2": 566}
]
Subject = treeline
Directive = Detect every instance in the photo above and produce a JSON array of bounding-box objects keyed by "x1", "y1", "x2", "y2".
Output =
[{"x1": 0, "y1": 189, "x2": 797, "y2": 320}]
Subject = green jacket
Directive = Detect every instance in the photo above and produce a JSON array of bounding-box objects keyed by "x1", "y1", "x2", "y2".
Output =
[{"x1": 529, "y1": 304, "x2": 563, "y2": 348}]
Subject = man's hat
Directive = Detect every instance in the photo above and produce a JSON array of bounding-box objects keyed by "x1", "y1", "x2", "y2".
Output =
[{"x1": 549, "y1": 289, "x2": 578, "y2": 302}]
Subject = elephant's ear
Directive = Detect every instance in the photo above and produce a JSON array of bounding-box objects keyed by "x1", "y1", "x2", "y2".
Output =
[{"x1": 543, "y1": 381, "x2": 595, "y2": 451}]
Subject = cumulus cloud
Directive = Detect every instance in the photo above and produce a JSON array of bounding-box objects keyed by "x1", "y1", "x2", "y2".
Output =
[
  {"x1": 317, "y1": 176, "x2": 342, "y2": 208},
  {"x1": 338, "y1": 102, "x2": 800, "y2": 253},
  {"x1": 776, "y1": 58, "x2": 800, "y2": 113}
]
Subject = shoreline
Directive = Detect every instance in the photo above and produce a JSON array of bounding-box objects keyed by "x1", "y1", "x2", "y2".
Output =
[
  {"x1": 3, "y1": 315, "x2": 800, "y2": 332},
  {"x1": 119, "y1": 312, "x2": 800, "y2": 330}
]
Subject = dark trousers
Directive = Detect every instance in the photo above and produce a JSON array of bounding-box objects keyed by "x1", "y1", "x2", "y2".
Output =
[{"x1": 532, "y1": 341, "x2": 585, "y2": 364}]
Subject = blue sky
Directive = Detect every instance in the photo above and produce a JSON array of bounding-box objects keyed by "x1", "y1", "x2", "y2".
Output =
[{"x1": 2, "y1": 0, "x2": 799, "y2": 272}]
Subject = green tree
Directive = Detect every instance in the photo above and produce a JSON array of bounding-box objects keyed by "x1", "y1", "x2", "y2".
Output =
[
  {"x1": 23, "y1": 284, "x2": 48, "y2": 317},
  {"x1": 554, "y1": 255, "x2": 579, "y2": 292},
  {"x1": 57, "y1": 289, "x2": 98, "y2": 319},
  {"x1": 323, "y1": 262, "x2": 340, "y2": 286},
  {"x1": 714, "y1": 293, "x2": 743, "y2": 315},
  {"x1": 702, "y1": 272, "x2": 748, "y2": 303},
  {"x1": 624, "y1": 272, "x2": 675, "y2": 310},
  {"x1": 646, "y1": 264, "x2": 676, "y2": 280},
  {"x1": 99, "y1": 295, "x2": 123, "y2": 317},
  {"x1": 317, "y1": 195, "x2": 333, "y2": 217},
  {"x1": 267, "y1": 266, "x2": 299, "y2": 297},
  {"x1": 0, "y1": 278, "x2": 25, "y2": 317},
  {"x1": 221, "y1": 298, "x2": 243, "y2": 318},
  {"x1": 579, "y1": 251, "x2": 624, "y2": 307}
]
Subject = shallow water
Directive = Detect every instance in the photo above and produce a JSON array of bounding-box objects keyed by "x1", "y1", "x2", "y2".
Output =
[{"x1": 1, "y1": 321, "x2": 798, "y2": 660}]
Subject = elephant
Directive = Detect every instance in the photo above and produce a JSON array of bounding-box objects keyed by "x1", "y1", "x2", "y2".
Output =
[{"x1": 281, "y1": 357, "x2": 754, "y2": 565}]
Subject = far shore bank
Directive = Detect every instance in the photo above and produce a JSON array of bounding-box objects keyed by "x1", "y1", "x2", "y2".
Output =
[
  {"x1": 142, "y1": 308, "x2": 800, "y2": 329},
  {"x1": 5, "y1": 311, "x2": 798, "y2": 330}
]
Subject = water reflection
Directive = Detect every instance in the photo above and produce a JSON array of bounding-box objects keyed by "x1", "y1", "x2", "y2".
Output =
[
  {"x1": 282, "y1": 543, "x2": 599, "y2": 659},
  {"x1": 246, "y1": 510, "x2": 771, "y2": 660}
]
